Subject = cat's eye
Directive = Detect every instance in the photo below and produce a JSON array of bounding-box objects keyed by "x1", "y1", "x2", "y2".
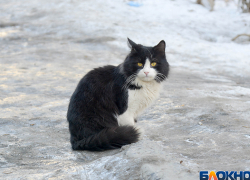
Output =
[
  {"x1": 151, "y1": 62, "x2": 157, "y2": 66},
  {"x1": 137, "y1": 63, "x2": 143, "y2": 67}
]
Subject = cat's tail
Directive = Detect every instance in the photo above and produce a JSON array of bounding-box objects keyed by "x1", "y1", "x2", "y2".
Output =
[{"x1": 71, "y1": 126, "x2": 140, "y2": 151}]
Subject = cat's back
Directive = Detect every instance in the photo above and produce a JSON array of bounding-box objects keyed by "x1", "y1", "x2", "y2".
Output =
[
  {"x1": 72, "y1": 65, "x2": 118, "y2": 96},
  {"x1": 68, "y1": 65, "x2": 119, "y2": 111},
  {"x1": 81, "y1": 65, "x2": 116, "y2": 85}
]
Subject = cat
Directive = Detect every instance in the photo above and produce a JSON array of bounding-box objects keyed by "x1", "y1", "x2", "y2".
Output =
[{"x1": 67, "y1": 38, "x2": 169, "y2": 151}]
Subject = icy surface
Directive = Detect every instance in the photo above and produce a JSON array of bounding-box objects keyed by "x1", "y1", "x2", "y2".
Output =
[{"x1": 0, "y1": 0, "x2": 250, "y2": 179}]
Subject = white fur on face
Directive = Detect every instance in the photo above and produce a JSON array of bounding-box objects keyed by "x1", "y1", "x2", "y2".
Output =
[{"x1": 137, "y1": 59, "x2": 157, "y2": 82}]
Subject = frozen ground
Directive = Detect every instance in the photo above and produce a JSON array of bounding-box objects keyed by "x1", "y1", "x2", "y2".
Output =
[{"x1": 0, "y1": 0, "x2": 250, "y2": 179}]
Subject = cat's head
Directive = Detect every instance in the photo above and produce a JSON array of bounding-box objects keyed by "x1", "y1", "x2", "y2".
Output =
[{"x1": 122, "y1": 38, "x2": 169, "y2": 84}]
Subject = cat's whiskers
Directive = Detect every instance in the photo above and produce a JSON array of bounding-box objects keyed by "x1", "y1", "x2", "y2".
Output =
[
  {"x1": 155, "y1": 75, "x2": 165, "y2": 83},
  {"x1": 154, "y1": 76, "x2": 161, "y2": 83},
  {"x1": 123, "y1": 77, "x2": 136, "y2": 89},
  {"x1": 156, "y1": 73, "x2": 166, "y2": 81},
  {"x1": 122, "y1": 77, "x2": 133, "y2": 89},
  {"x1": 122, "y1": 74, "x2": 137, "y2": 89},
  {"x1": 157, "y1": 73, "x2": 166, "y2": 78},
  {"x1": 123, "y1": 75, "x2": 135, "y2": 86},
  {"x1": 124, "y1": 74, "x2": 136, "y2": 83},
  {"x1": 123, "y1": 80, "x2": 134, "y2": 89}
]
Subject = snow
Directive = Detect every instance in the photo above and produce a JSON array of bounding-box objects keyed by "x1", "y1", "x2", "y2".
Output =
[{"x1": 1, "y1": 0, "x2": 250, "y2": 179}]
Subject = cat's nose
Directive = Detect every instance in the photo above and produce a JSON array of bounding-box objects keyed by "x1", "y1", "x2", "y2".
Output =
[{"x1": 144, "y1": 72, "x2": 149, "y2": 76}]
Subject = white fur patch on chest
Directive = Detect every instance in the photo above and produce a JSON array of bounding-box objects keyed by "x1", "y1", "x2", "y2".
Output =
[{"x1": 117, "y1": 80, "x2": 161, "y2": 126}]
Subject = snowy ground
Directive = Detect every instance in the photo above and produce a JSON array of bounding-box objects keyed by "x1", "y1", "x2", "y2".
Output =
[{"x1": 0, "y1": 0, "x2": 250, "y2": 179}]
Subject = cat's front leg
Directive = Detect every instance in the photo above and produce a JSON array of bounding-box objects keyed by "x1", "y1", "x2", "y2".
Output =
[{"x1": 117, "y1": 112, "x2": 135, "y2": 126}]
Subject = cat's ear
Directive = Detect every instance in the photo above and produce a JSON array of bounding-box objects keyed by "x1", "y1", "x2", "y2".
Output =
[
  {"x1": 127, "y1": 38, "x2": 138, "y2": 51},
  {"x1": 153, "y1": 40, "x2": 166, "y2": 53}
]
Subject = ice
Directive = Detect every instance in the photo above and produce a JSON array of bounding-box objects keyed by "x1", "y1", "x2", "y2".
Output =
[{"x1": 1, "y1": 0, "x2": 250, "y2": 179}]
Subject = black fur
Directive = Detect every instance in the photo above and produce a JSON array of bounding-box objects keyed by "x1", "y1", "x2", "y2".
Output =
[
  {"x1": 128, "y1": 84, "x2": 142, "y2": 90},
  {"x1": 67, "y1": 39, "x2": 169, "y2": 151}
]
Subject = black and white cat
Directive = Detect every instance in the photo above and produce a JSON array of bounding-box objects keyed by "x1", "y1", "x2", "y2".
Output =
[{"x1": 67, "y1": 38, "x2": 169, "y2": 151}]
